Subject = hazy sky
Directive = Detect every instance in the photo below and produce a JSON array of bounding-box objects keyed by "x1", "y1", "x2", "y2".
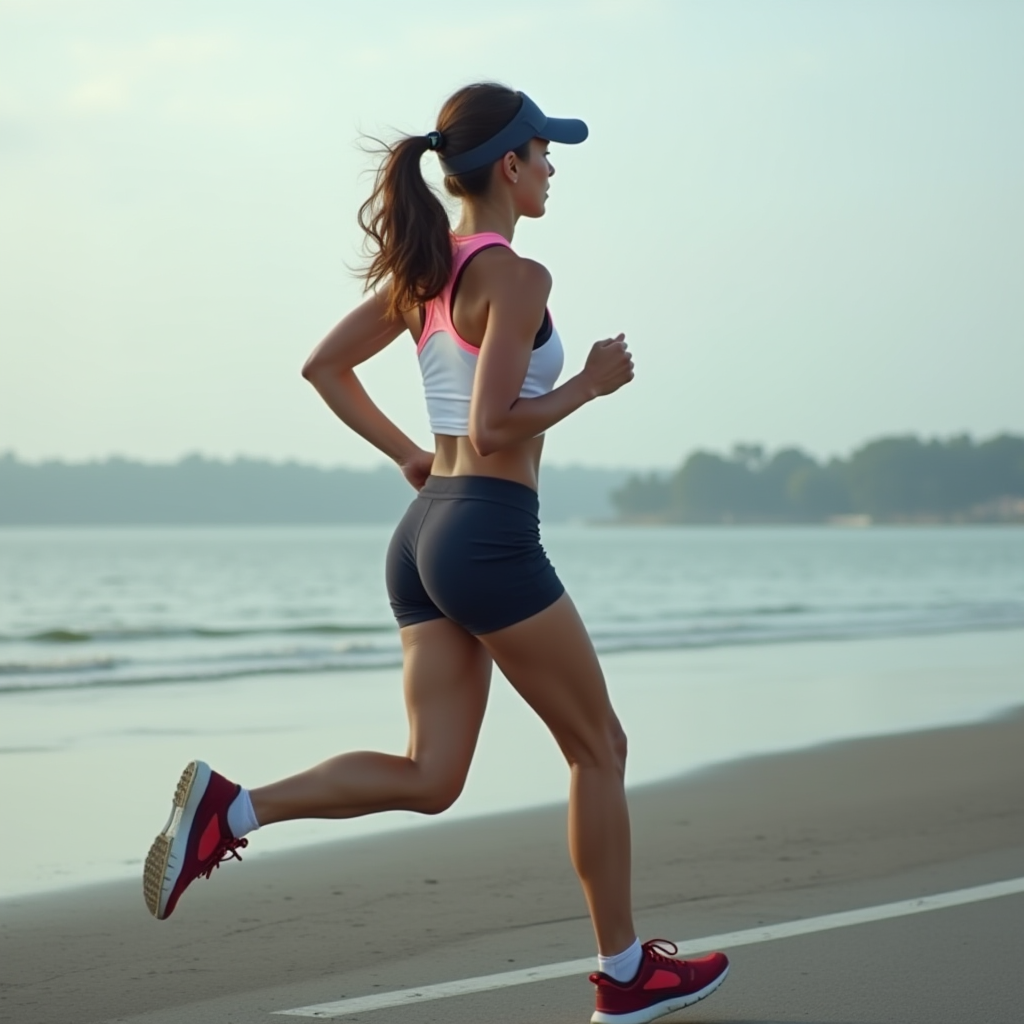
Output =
[{"x1": 2, "y1": 0, "x2": 1022, "y2": 469}]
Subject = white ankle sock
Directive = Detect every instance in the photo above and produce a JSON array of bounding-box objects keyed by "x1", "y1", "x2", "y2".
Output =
[
  {"x1": 598, "y1": 937, "x2": 642, "y2": 983},
  {"x1": 226, "y1": 788, "x2": 260, "y2": 839}
]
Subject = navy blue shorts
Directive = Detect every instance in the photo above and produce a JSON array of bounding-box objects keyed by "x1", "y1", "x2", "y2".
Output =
[{"x1": 386, "y1": 475, "x2": 565, "y2": 635}]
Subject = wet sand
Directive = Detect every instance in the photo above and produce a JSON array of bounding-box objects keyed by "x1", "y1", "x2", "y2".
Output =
[
  {"x1": 5, "y1": 628, "x2": 1023, "y2": 901},
  {"x1": 2, "y1": 707, "x2": 1023, "y2": 1023}
]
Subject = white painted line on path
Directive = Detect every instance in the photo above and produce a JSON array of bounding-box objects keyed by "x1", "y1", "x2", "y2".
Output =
[{"x1": 276, "y1": 874, "x2": 1024, "y2": 1018}]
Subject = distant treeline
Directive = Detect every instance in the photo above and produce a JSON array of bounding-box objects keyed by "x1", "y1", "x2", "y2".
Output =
[
  {"x1": 4, "y1": 435, "x2": 1022, "y2": 527},
  {"x1": 0, "y1": 454, "x2": 629, "y2": 525},
  {"x1": 612, "y1": 434, "x2": 1024, "y2": 524}
]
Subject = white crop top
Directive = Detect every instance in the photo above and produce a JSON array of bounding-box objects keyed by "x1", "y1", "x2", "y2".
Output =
[{"x1": 416, "y1": 232, "x2": 564, "y2": 436}]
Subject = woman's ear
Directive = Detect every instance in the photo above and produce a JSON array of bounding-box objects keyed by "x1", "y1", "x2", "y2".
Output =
[{"x1": 499, "y1": 151, "x2": 519, "y2": 184}]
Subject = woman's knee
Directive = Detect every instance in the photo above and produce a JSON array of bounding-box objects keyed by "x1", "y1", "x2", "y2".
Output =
[
  {"x1": 611, "y1": 721, "x2": 628, "y2": 774},
  {"x1": 408, "y1": 770, "x2": 465, "y2": 816},
  {"x1": 562, "y1": 718, "x2": 628, "y2": 774}
]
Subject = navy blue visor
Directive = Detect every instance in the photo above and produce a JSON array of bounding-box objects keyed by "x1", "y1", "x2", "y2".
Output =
[{"x1": 439, "y1": 93, "x2": 588, "y2": 176}]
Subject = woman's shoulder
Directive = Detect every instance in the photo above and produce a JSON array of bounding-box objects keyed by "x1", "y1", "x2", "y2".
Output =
[{"x1": 464, "y1": 244, "x2": 551, "y2": 304}]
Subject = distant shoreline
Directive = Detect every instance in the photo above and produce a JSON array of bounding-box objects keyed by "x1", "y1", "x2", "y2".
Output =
[
  {"x1": 606, "y1": 515, "x2": 1024, "y2": 527},
  {"x1": 0, "y1": 454, "x2": 631, "y2": 526},
  {"x1": 2, "y1": 519, "x2": 1022, "y2": 529},
  {"x1": 3, "y1": 434, "x2": 1023, "y2": 525},
  {"x1": 611, "y1": 433, "x2": 1024, "y2": 525}
]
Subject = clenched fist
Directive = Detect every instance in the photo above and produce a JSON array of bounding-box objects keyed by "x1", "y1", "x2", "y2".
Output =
[{"x1": 581, "y1": 334, "x2": 634, "y2": 398}]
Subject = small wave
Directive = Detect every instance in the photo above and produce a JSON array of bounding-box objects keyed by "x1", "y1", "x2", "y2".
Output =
[
  {"x1": 692, "y1": 603, "x2": 811, "y2": 619},
  {"x1": 0, "y1": 648, "x2": 404, "y2": 694},
  {"x1": 194, "y1": 623, "x2": 393, "y2": 639},
  {"x1": 0, "y1": 656, "x2": 119, "y2": 676},
  {"x1": 2, "y1": 609, "x2": 1022, "y2": 696},
  {"x1": 28, "y1": 629, "x2": 92, "y2": 643},
  {"x1": 2, "y1": 636, "x2": 398, "y2": 678},
  {"x1": 597, "y1": 604, "x2": 813, "y2": 625},
  {"x1": 6, "y1": 622, "x2": 393, "y2": 645}
]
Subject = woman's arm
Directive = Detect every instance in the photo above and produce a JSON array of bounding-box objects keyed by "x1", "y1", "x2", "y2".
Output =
[
  {"x1": 468, "y1": 258, "x2": 634, "y2": 457},
  {"x1": 303, "y1": 288, "x2": 432, "y2": 483}
]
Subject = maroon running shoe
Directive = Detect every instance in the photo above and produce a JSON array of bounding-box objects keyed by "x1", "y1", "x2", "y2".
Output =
[
  {"x1": 143, "y1": 760, "x2": 247, "y2": 920},
  {"x1": 590, "y1": 939, "x2": 729, "y2": 1023}
]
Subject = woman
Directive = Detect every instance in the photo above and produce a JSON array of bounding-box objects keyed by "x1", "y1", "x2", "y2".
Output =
[{"x1": 143, "y1": 83, "x2": 728, "y2": 1024}]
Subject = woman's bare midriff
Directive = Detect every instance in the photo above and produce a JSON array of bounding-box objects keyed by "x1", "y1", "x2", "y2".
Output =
[{"x1": 430, "y1": 433, "x2": 545, "y2": 491}]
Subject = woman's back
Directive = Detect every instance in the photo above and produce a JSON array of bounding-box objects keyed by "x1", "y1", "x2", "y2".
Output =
[{"x1": 403, "y1": 233, "x2": 561, "y2": 490}]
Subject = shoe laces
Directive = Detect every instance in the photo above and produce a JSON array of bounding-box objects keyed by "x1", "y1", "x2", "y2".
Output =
[
  {"x1": 642, "y1": 938, "x2": 680, "y2": 964},
  {"x1": 200, "y1": 836, "x2": 249, "y2": 880},
  {"x1": 589, "y1": 939, "x2": 682, "y2": 987}
]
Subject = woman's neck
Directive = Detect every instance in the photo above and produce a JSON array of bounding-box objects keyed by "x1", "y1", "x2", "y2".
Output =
[{"x1": 455, "y1": 196, "x2": 518, "y2": 242}]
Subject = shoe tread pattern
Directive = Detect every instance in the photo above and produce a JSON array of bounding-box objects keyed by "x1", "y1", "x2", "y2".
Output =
[{"x1": 142, "y1": 760, "x2": 199, "y2": 918}]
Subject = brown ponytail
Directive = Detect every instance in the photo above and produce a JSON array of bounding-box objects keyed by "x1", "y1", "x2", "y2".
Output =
[{"x1": 358, "y1": 83, "x2": 531, "y2": 318}]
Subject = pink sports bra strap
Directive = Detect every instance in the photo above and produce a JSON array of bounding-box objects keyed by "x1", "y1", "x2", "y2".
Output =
[
  {"x1": 420, "y1": 233, "x2": 511, "y2": 351},
  {"x1": 450, "y1": 231, "x2": 510, "y2": 277}
]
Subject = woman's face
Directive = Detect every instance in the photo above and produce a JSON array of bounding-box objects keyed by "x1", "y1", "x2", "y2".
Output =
[{"x1": 515, "y1": 138, "x2": 555, "y2": 218}]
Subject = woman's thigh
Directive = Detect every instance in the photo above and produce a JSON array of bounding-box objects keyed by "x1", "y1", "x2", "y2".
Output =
[
  {"x1": 401, "y1": 616, "x2": 493, "y2": 798},
  {"x1": 476, "y1": 593, "x2": 625, "y2": 767}
]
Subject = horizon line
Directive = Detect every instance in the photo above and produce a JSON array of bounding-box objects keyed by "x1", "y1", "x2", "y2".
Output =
[{"x1": 3, "y1": 429, "x2": 1023, "y2": 472}]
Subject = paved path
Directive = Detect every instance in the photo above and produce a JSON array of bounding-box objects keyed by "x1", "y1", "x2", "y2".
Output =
[{"x1": 97, "y1": 850, "x2": 1024, "y2": 1024}]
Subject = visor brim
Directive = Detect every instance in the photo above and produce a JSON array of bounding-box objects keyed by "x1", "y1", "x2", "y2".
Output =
[{"x1": 541, "y1": 116, "x2": 589, "y2": 146}]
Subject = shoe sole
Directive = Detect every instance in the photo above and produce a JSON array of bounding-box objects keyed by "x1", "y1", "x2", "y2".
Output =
[
  {"x1": 143, "y1": 760, "x2": 211, "y2": 919},
  {"x1": 590, "y1": 964, "x2": 729, "y2": 1024}
]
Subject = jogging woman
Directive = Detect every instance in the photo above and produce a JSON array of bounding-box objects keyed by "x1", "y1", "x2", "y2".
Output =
[{"x1": 143, "y1": 83, "x2": 729, "y2": 1023}]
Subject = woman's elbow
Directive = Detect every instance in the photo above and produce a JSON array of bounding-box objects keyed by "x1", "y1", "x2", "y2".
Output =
[
  {"x1": 468, "y1": 422, "x2": 499, "y2": 458},
  {"x1": 302, "y1": 354, "x2": 340, "y2": 386},
  {"x1": 301, "y1": 354, "x2": 324, "y2": 382}
]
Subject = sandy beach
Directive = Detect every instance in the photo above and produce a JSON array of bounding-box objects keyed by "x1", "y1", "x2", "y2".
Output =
[
  {"x1": 3, "y1": 704, "x2": 1023, "y2": 1023},
  {"x1": 4, "y1": 628, "x2": 1023, "y2": 901}
]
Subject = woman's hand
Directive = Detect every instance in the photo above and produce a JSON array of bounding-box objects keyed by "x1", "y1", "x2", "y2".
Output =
[
  {"x1": 581, "y1": 334, "x2": 634, "y2": 398},
  {"x1": 398, "y1": 448, "x2": 435, "y2": 491}
]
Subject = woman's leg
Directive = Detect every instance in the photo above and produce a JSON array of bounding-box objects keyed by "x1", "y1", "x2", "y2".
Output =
[
  {"x1": 251, "y1": 617, "x2": 492, "y2": 824},
  {"x1": 477, "y1": 593, "x2": 635, "y2": 956}
]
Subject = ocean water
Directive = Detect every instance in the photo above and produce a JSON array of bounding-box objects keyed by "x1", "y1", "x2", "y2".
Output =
[
  {"x1": 1, "y1": 525, "x2": 1023, "y2": 898},
  {"x1": 1, "y1": 525, "x2": 1022, "y2": 693}
]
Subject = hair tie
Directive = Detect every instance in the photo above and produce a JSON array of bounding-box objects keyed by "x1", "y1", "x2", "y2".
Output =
[{"x1": 425, "y1": 130, "x2": 444, "y2": 152}]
